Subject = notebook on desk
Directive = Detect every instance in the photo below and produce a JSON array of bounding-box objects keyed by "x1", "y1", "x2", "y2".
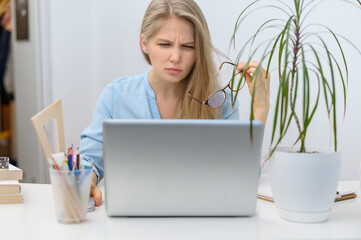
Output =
[{"x1": 103, "y1": 119, "x2": 263, "y2": 216}]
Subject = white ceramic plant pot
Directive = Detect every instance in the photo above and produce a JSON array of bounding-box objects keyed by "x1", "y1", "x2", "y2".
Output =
[{"x1": 270, "y1": 147, "x2": 342, "y2": 223}]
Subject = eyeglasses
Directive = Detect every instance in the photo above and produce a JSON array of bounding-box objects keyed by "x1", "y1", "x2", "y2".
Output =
[{"x1": 188, "y1": 61, "x2": 246, "y2": 109}]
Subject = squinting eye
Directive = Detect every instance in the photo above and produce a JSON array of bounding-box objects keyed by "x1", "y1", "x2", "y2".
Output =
[
  {"x1": 183, "y1": 45, "x2": 194, "y2": 49},
  {"x1": 159, "y1": 43, "x2": 170, "y2": 47}
]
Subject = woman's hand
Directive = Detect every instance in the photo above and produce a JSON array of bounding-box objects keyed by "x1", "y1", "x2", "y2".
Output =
[
  {"x1": 90, "y1": 171, "x2": 102, "y2": 206},
  {"x1": 237, "y1": 61, "x2": 270, "y2": 126}
]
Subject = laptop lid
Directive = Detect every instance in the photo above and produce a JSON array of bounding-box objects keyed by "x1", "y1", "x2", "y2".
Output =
[{"x1": 103, "y1": 119, "x2": 263, "y2": 216}]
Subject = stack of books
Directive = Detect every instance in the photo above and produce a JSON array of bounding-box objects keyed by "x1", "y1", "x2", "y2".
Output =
[{"x1": 0, "y1": 164, "x2": 23, "y2": 204}]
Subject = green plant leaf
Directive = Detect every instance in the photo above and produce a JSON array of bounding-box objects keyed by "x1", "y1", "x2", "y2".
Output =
[
  {"x1": 249, "y1": 19, "x2": 281, "y2": 56},
  {"x1": 231, "y1": 0, "x2": 260, "y2": 50},
  {"x1": 271, "y1": 80, "x2": 282, "y2": 144},
  {"x1": 301, "y1": 0, "x2": 361, "y2": 27},
  {"x1": 321, "y1": 39, "x2": 338, "y2": 152},
  {"x1": 266, "y1": 16, "x2": 294, "y2": 77},
  {"x1": 231, "y1": 0, "x2": 360, "y2": 159},
  {"x1": 310, "y1": 46, "x2": 331, "y2": 115},
  {"x1": 294, "y1": 0, "x2": 300, "y2": 24}
]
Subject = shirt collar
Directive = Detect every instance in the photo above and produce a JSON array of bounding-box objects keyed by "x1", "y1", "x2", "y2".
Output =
[
  {"x1": 144, "y1": 68, "x2": 155, "y2": 98},
  {"x1": 144, "y1": 68, "x2": 161, "y2": 119}
]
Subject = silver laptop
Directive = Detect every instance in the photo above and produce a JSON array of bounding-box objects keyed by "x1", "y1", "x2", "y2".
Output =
[{"x1": 103, "y1": 119, "x2": 263, "y2": 216}]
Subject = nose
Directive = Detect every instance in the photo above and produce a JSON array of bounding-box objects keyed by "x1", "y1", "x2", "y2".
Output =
[{"x1": 169, "y1": 47, "x2": 181, "y2": 64}]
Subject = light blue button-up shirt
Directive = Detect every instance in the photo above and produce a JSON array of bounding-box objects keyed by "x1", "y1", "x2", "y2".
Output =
[{"x1": 80, "y1": 69, "x2": 239, "y2": 183}]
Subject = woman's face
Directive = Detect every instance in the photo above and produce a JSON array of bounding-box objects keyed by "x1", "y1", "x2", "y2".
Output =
[{"x1": 141, "y1": 16, "x2": 196, "y2": 84}]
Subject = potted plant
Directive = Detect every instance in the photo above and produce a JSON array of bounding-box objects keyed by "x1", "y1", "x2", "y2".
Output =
[{"x1": 229, "y1": 0, "x2": 361, "y2": 223}]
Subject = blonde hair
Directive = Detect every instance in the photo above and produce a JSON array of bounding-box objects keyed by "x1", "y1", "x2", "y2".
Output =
[{"x1": 140, "y1": 0, "x2": 220, "y2": 119}]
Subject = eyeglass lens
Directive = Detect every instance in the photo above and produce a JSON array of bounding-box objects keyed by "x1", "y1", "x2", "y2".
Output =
[
  {"x1": 207, "y1": 91, "x2": 226, "y2": 108},
  {"x1": 228, "y1": 74, "x2": 245, "y2": 92}
]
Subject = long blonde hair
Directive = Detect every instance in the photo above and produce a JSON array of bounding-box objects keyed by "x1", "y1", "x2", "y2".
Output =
[{"x1": 140, "y1": 0, "x2": 220, "y2": 119}]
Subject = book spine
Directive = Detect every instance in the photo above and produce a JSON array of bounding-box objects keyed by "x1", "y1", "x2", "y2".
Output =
[
  {"x1": 0, "y1": 194, "x2": 23, "y2": 204},
  {"x1": 0, "y1": 171, "x2": 23, "y2": 181},
  {"x1": 0, "y1": 185, "x2": 21, "y2": 194}
]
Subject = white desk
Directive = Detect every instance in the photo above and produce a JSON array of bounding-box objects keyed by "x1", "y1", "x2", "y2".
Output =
[{"x1": 0, "y1": 181, "x2": 360, "y2": 240}]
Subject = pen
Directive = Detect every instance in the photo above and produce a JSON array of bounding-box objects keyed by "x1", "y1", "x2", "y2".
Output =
[
  {"x1": 68, "y1": 148, "x2": 73, "y2": 171},
  {"x1": 51, "y1": 157, "x2": 61, "y2": 173},
  {"x1": 76, "y1": 149, "x2": 80, "y2": 170},
  {"x1": 63, "y1": 160, "x2": 69, "y2": 171},
  {"x1": 79, "y1": 163, "x2": 93, "y2": 185},
  {"x1": 257, "y1": 194, "x2": 274, "y2": 203},
  {"x1": 335, "y1": 191, "x2": 357, "y2": 202},
  {"x1": 71, "y1": 144, "x2": 74, "y2": 170},
  {"x1": 258, "y1": 191, "x2": 357, "y2": 203}
]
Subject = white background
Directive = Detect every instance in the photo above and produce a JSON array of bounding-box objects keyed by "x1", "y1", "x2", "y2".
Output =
[{"x1": 12, "y1": 0, "x2": 361, "y2": 182}]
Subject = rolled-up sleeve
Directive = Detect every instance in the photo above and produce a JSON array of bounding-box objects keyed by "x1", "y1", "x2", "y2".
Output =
[{"x1": 80, "y1": 83, "x2": 114, "y2": 184}]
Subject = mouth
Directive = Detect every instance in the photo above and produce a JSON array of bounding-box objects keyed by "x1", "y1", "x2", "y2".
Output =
[{"x1": 165, "y1": 68, "x2": 182, "y2": 75}]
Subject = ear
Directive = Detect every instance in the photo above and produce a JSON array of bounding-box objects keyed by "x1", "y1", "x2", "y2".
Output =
[{"x1": 140, "y1": 34, "x2": 148, "y2": 53}]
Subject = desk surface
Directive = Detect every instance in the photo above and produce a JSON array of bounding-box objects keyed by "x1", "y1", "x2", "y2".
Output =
[{"x1": 0, "y1": 181, "x2": 360, "y2": 240}]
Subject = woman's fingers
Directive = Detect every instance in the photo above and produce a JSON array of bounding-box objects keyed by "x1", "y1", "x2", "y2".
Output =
[
  {"x1": 235, "y1": 61, "x2": 270, "y2": 125},
  {"x1": 90, "y1": 183, "x2": 102, "y2": 206},
  {"x1": 90, "y1": 170, "x2": 102, "y2": 206},
  {"x1": 236, "y1": 62, "x2": 268, "y2": 84},
  {"x1": 236, "y1": 61, "x2": 270, "y2": 101},
  {"x1": 236, "y1": 61, "x2": 260, "y2": 72}
]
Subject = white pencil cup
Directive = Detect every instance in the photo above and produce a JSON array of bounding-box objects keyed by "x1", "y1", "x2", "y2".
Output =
[{"x1": 49, "y1": 168, "x2": 92, "y2": 223}]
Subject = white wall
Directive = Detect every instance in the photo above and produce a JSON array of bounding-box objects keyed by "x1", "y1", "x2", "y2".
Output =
[
  {"x1": 12, "y1": 0, "x2": 45, "y2": 183},
  {"x1": 13, "y1": 0, "x2": 361, "y2": 182}
]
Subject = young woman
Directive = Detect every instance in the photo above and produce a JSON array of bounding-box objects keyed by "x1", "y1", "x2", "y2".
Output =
[{"x1": 80, "y1": 0, "x2": 270, "y2": 206}]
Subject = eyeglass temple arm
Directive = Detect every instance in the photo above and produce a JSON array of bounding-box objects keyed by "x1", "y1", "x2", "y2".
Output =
[
  {"x1": 188, "y1": 93, "x2": 205, "y2": 105},
  {"x1": 219, "y1": 61, "x2": 237, "y2": 70},
  {"x1": 219, "y1": 61, "x2": 243, "y2": 74}
]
